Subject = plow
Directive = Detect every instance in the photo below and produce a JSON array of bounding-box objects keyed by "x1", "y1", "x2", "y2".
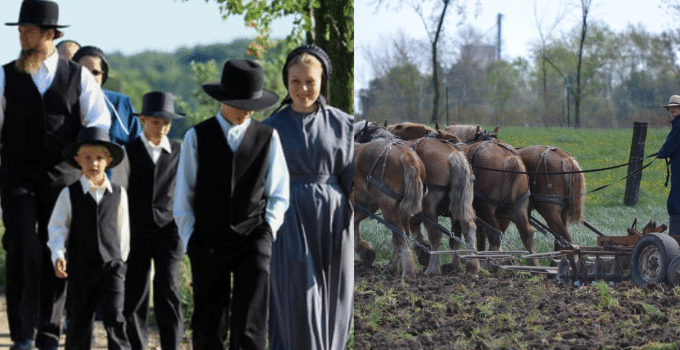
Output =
[{"x1": 510, "y1": 219, "x2": 680, "y2": 287}]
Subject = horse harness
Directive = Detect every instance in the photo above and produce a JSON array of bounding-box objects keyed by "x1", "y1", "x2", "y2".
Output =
[
  {"x1": 529, "y1": 146, "x2": 567, "y2": 208},
  {"x1": 366, "y1": 140, "x2": 408, "y2": 201},
  {"x1": 469, "y1": 140, "x2": 531, "y2": 209}
]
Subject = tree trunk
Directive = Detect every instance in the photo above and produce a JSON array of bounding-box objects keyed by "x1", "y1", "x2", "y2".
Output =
[
  {"x1": 315, "y1": 0, "x2": 354, "y2": 114},
  {"x1": 575, "y1": 0, "x2": 591, "y2": 128},
  {"x1": 429, "y1": 0, "x2": 450, "y2": 124}
]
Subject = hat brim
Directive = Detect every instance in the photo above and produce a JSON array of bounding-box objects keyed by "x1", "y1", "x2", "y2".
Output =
[
  {"x1": 133, "y1": 111, "x2": 185, "y2": 120},
  {"x1": 62, "y1": 140, "x2": 125, "y2": 169},
  {"x1": 662, "y1": 103, "x2": 680, "y2": 110},
  {"x1": 202, "y1": 83, "x2": 279, "y2": 111},
  {"x1": 5, "y1": 21, "x2": 68, "y2": 28}
]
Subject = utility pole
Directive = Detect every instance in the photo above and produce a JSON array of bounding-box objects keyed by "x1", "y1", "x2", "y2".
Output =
[{"x1": 497, "y1": 13, "x2": 503, "y2": 61}]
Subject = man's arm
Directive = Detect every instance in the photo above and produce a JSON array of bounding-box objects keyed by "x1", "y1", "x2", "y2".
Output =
[
  {"x1": 263, "y1": 129, "x2": 290, "y2": 239},
  {"x1": 79, "y1": 66, "x2": 111, "y2": 131},
  {"x1": 118, "y1": 187, "x2": 130, "y2": 261},
  {"x1": 174, "y1": 129, "x2": 198, "y2": 253},
  {"x1": 47, "y1": 187, "x2": 72, "y2": 266},
  {"x1": 659, "y1": 123, "x2": 680, "y2": 159}
]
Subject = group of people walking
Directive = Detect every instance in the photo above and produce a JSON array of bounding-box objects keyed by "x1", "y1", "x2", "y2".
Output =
[{"x1": 1, "y1": 1, "x2": 353, "y2": 350}]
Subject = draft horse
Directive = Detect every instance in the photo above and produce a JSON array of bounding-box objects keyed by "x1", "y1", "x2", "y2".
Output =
[
  {"x1": 444, "y1": 125, "x2": 586, "y2": 254},
  {"x1": 460, "y1": 140, "x2": 538, "y2": 265},
  {"x1": 354, "y1": 139, "x2": 427, "y2": 277},
  {"x1": 405, "y1": 137, "x2": 479, "y2": 277},
  {"x1": 517, "y1": 146, "x2": 586, "y2": 251}
]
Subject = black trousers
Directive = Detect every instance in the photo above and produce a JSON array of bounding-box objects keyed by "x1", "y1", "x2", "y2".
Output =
[
  {"x1": 66, "y1": 260, "x2": 130, "y2": 350},
  {"x1": 188, "y1": 223, "x2": 272, "y2": 350},
  {"x1": 123, "y1": 224, "x2": 184, "y2": 350},
  {"x1": 0, "y1": 160, "x2": 77, "y2": 348}
]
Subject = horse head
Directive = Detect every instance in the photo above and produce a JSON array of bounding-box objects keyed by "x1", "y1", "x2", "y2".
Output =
[{"x1": 354, "y1": 120, "x2": 394, "y2": 143}]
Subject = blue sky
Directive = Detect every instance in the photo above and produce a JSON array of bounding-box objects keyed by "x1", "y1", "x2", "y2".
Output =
[{"x1": 0, "y1": 0, "x2": 294, "y2": 63}]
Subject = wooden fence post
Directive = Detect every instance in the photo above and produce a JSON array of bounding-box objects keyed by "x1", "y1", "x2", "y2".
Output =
[{"x1": 624, "y1": 122, "x2": 648, "y2": 206}]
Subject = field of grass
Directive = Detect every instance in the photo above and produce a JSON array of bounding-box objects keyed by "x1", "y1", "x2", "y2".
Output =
[{"x1": 357, "y1": 126, "x2": 673, "y2": 263}]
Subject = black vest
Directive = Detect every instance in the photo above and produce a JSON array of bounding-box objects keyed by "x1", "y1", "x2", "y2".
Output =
[
  {"x1": 2, "y1": 56, "x2": 82, "y2": 165},
  {"x1": 67, "y1": 181, "x2": 123, "y2": 265},
  {"x1": 126, "y1": 136, "x2": 180, "y2": 232},
  {"x1": 192, "y1": 117, "x2": 272, "y2": 246}
]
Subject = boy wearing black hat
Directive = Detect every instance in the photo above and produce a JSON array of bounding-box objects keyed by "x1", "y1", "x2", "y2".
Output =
[
  {"x1": 173, "y1": 59, "x2": 289, "y2": 350},
  {"x1": 111, "y1": 91, "x2": 184, "y2": 350},
  {"x1": 46, "y1": 127, "x2": 131, "y2": 350}
]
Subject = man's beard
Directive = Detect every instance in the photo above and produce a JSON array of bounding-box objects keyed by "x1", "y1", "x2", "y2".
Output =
[{"x1": 15, "y1": 48, "x2": 48, "y2": 74}]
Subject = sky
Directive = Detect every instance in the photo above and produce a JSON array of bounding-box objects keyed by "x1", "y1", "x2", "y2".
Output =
[
  {"x1": 0, "y1": 0, "x2": 294, "y2": 64},
  {"x1": 355, "y1": 0, "x2": 672, "y2": 94}
]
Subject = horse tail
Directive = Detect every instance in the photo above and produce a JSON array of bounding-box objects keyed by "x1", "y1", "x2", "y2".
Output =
[
  {"x1": 399, "y1": 150, "x2": 424, "y2": 215},
  {"x1": 501, "y1": 155, "x2": 527, "y2": 204},
  {"x1": 448, "y1": 151, "x2": 476, "y2": 224},
  {"x1": 562, "y1": 156, "x2": 585, "y2": 224}
]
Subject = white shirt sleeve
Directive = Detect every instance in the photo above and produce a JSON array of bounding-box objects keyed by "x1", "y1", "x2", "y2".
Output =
[
  {"x1": 79, "y1": 66, "x2": 111, "y2": 131},
  {"x1": 173, "y1": 128, "x2": 198, "y2": 253},
  {"x1": 264, "y1": 130, "x2": 290, "y2": 238},
  {"x1": 0, "y1": 67, "x2": 5, "y2": 144},
  {"x1": 47, "y1": 187, "x2": 72, "y2": 265},
  {"x1": 119, "y1": 187, "x2": 130, "y2": 261},
  {"x1": 111, "y1": 147, "x2": 130, "y2": 190}
]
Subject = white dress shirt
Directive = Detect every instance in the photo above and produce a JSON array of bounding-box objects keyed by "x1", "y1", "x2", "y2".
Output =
[
  {"x1": 111, "y1": 133, "x2": 172, "y2": 190},
  {"x1": 173, "y1": 112, "x2": 290, "y2": 250},
  {"x1": 0, "y1": 51, "x2": 111, "y2": 142},
  {"x1": 47, "y1": 175, "x2": 131, "y2": 265}
]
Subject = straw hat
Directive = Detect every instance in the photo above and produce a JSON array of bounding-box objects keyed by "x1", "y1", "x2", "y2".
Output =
[{"x1": 662, "y1": 95, "x2": 680, "y2": 110}]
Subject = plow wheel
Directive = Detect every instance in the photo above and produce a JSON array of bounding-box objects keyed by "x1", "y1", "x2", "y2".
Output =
[
  {"x1": 666, "y1": 256, "x2": 680, "y2": 286},
  {"x1": 631, "y1": 233, "x2": 680, "y2": 285}
]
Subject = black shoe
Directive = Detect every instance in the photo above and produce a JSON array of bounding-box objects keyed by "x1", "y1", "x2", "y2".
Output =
[{"x1": 10, "y1": 339, "x2": 35, "y2": 350}]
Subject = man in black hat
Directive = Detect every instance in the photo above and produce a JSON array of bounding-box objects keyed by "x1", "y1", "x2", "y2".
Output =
[
  {"x1": 1, "y1": 1, "x2": 112, "y2": 349},
  {"x1": 112, "y1": 91, "x2": 185, "y2": 350},
  {"x1": 173, "y1": 59, "x2": 289, "y2": 349}
]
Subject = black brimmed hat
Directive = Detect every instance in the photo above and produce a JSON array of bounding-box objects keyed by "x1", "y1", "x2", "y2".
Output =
[
  {"x1": 202, "y1": 59, "x2": 278, "y2": 111},
  {"x1": 6, "y1": 0, "x2": 69, "y2": 28},
  {"x1": 134, "y1": 91, "x2": 184, "y2": 120},
  {"x1": 62, "y1": 127, "x2": 125, "y2": 169},
  {"x1": 72, "y1": 46, "x2": 109, "y2": 85}
]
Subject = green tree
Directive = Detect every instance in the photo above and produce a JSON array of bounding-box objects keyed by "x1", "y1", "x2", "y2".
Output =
[{"x1": 187, "y1": 0, "x2": 354, "y2": 114}]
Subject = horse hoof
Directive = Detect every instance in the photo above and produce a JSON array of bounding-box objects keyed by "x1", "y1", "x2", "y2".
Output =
[
  {"x1": 416, "y1": 249, "x2": 430, "y2": 267},
  {"x1": 360, "y1": 250, "x2": 376, "y2": 267}
]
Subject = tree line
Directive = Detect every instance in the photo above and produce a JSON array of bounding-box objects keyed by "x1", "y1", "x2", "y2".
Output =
[{"x1": 359, "y1": 10, "x2": 680, "y2": 128}]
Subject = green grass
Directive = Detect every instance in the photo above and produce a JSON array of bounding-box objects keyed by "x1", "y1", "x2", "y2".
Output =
[{"x1": 358, "y1": 126, "x2": 673, "y2": 264}]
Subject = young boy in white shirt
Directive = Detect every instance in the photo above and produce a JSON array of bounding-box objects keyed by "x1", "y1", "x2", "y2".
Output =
[{"x1": 47, "y1": 127, "x2": 131, "y2": 350}]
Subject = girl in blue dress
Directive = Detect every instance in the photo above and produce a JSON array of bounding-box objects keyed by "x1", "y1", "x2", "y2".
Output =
[{"x1": 264, "y1": 45, "x2": 353, "y2": 350}]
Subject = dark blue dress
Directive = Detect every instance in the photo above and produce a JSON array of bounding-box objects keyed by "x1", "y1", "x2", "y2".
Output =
[{"x1": 264, "y1": 104, "x2": 353, "y2": 350}]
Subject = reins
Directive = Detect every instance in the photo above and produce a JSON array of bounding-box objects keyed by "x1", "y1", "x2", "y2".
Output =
[{"x1": 469, "y1": 151, "x2": 659, "y2": 175}]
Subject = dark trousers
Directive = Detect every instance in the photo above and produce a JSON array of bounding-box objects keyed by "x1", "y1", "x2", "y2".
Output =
[
  {"x1": 124, "y1": 224, "x2": 184, "y2": 350},
  {"x1": 188, "y1": 223, "x2": 272, "y2": 350},
  {"x1": 66, "y1": 260, "x2": 130, "y2": 350},
  {"x1": 0, "y1": 161, "x2": 74, "y2": 348}
]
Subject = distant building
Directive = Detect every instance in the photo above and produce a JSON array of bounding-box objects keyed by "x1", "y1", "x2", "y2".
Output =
[{"x1": 461, "y1": 44, "x2": 496, "y2": 68}]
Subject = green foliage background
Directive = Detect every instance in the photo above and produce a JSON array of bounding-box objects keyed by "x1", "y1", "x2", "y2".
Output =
[{"x1": 102, "y1": 38, "x2": 290, "y2": 139}]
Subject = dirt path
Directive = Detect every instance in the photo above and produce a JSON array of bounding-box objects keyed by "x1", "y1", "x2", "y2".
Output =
[{"x1": 0, "y1": 294, "x2": 172, "y2": 349}]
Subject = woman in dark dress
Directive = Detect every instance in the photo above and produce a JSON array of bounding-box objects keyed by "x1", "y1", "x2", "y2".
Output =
[{"x1": 264, "y1": 45, "x2": 353, "y2": 350}]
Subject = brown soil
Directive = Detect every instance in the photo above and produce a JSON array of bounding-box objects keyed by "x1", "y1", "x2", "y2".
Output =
[{"x1": 353, "y1": 261, "x2": 680, "y2": 349}]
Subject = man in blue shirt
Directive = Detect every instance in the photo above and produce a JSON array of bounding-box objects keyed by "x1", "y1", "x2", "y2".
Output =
[{"x1": 658, "y1": 95, "x2": 680, "y2": 235}]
